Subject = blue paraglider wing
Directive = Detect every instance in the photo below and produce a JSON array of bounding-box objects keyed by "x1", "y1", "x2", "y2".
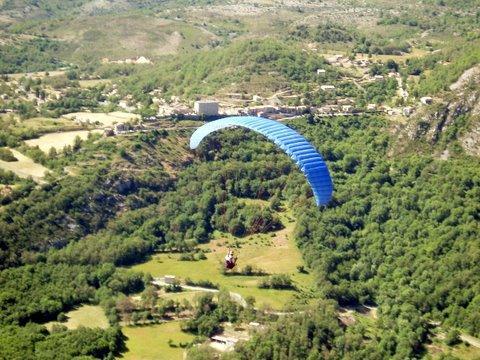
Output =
[{"x1": 190, "y1": 116, "x2": 333, "y2": 206}]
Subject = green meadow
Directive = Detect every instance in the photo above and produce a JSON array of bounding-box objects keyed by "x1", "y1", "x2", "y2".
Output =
[
  {"x1": 45, "y1": 305, "x2": 109, "y2": 331},
  {"x1": 122, "y1": 321, "x2": 195, "y2": 360},
  {"x1": 132, "y1": 204, "x2": 315, "y2": 310}
]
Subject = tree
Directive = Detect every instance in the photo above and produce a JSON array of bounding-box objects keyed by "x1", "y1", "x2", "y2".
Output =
[
  {"x1": 386, "y1": 59, "x2": 399, "y2": 72},
  {"x1": 48, "y1": 147, "x2": 57, "y2": 159},
  {"x1": 116, "y1": 296, "x2": 135, "y2": 322},
  {"x1": 445, "y1": 329, "x2": 461, "y2": 346},
  {"x1": 141, "y1": 286, "x2": 158, "y2": 309},
  {"x1": 73, "y1": 136, "x2": 82, "y2": 151}
]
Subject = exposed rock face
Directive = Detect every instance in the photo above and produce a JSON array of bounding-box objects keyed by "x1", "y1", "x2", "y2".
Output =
[
  {"x1": 450, "y1": 65, "x2": 480, "y2": 92},
  {"x1": 400, "y1": 66, "x2": 480, "y2": 156},
  {"x1": 460, "y1": 122, "x2": 480, "y2": 156}
]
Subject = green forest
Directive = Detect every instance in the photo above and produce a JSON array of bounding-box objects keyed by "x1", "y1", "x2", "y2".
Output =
[
  {"x1": 1, "y1": 114, "x2": 479, "y2": 358},
  {"x1": 0, "y1": 0, "x2": 479, "y2": 358},
  {"x1": 0, "y1": 38, "x2": 67, "y2": 74}
]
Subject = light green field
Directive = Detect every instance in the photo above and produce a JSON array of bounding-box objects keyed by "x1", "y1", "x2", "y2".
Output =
[
  {"x1": 0, "y1": 116, "x2": 84, "y2": 138},
  {"x1": 122, "y1": 321, "x2": 194, "y2": 360},
  {"x1": 45, "y1": 305, "x2": 109, "y2": 331},
  {"x1": 162, "y1": 291, "x2": 208, "y2": 303},
  {"x1": 132, "y1": 205, "x2": 314, "y2": 310},
  {"x1": 19, "y1": 117, "x2": 84, "y2": 132}
]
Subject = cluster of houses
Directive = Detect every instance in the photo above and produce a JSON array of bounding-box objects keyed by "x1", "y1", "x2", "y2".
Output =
[
  {"x1": 0, "y1": 52, "x2": 438, "y2": 131},
  {"x1": 101, "y1": 56, "x2": 152, "y2": 65},
  {"x1": 325, "y1": 54, "x2": 372, "y2": 69},
  {"x1": 103, "y1": 122, "x2": 146, "y2": 136}
]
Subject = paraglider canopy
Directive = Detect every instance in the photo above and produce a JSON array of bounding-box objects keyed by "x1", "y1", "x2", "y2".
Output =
[{"x1": 190, "y1": 116, "x2": 333, "y2": 206}]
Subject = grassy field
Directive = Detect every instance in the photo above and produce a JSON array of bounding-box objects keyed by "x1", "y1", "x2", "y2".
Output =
[
  {"x1": 44, "y1": 305, "x2": 109, "y2": 331},
  {"x1": 25, "y1": 129, "x2": 102, "y2": 152},
  {"x1": 162, "y1": 291, "x2": 208, "y2": 303},
  {"x1": 0, "y1": 148, "x2": 49, "y2": 182},
  {"x1": 132, "y1": 203, "x2": 315, "y2": 310},
  {"x1": 122, "y1": 321, "x2": 194, "y2": 360}
]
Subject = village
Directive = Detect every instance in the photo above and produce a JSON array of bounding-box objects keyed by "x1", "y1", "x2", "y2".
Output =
[
  {"x1": 0, "y1": 48, "x2": 439, "y2": 190},
  {"x1": 0, "y1": 51, "x2": 436, "y2": 139}
]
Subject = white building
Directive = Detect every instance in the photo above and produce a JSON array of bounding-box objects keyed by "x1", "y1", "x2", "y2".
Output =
[
  {"x1": 114, "y1": 123, "x2": 127, "y2": 135},
  {"x1": 317, "y1": 69, "x2": 326, "y2": 76},
  {"x1": 420, "y1": 96, "x2": 433, "y2": 105},
  {"x1": 321, "y1": 85, "x2": 335, "y2": 91},
  {"x1": 135, "y1": 56, "x2": 152, "y2": 64},
  {"x1": 403, "y1": 106, "x2": 413, "y2": 116},
  {"x1": 194, "y1": 100, "x2": 219, "y2": 116},
  {"x1": 327, "y1": 54, "x2": 344, "y2": 64},
  {"x1": 118, "y1": 100, "x2": 136, "y2": 112},
  {"x1": 247, "y1": 106, "x2": 277, "y2": 116},
  {"x1": 210, "y1": 335, "x2": 239, "y2": 352},
  {"x1": 163, "y1": 275, "x2": 176, "y2": 285}
]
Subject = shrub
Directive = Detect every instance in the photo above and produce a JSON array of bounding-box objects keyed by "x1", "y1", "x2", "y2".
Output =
[
  {"x1": 196, "y1": 252, "x2": 207, "y2": 260},
  {"x1": 239, "y1": 265, "x2": 266, "y2": 276},
  {"x1": 259, "y1": 274, "x2": 295, "y2": 290},
  {"x1": 297, "y1": 265, "x2": 308, "y2": 274},
  {"x1": 445, "y1": 329, "x2": 461, "y2": 346},
  {"x1": 185, "y1": 278, "x2": 219, "y2": 289},
  {"x1": 0, "y1": 148, "x2": 17, "y2": 162},
  {"x1": 56, "y1": 312, "x2": 68, "y2": 322},
  {"x1": 179, "y1": 253, "x2": 196, "y2": 261}
]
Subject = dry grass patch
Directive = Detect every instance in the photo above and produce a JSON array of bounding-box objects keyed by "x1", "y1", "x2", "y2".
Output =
[
  {"x1": 7, "y1": 70, "x2": 66, "y2": 80},
  {"x1": 25, "y1": 129, "x2": 102, "y2": 153},
  {"x1": 63, "y1": 112, "x2": 140, "y2": 128},
  {"x1": 0, "y1": 148, "x2": 49, "y2": 182}
]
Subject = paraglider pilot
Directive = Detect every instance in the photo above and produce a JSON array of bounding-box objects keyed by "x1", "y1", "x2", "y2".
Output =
[{"x1": 224, "y1": 249, "x2": 237, "y2": 270}]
